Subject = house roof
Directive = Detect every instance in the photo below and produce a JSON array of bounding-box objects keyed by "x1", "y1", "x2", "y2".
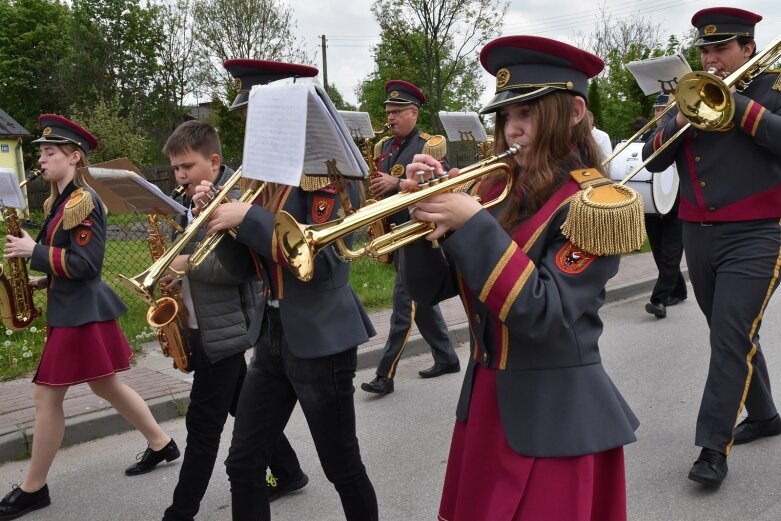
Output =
[{"x1": 0, "y1": 109, "x2": 31, "y2": 138}]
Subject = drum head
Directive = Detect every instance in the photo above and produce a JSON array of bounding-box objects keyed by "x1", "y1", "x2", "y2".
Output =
[{"x1": 651, "y1": 164, "x2": 679, "y2": 215}]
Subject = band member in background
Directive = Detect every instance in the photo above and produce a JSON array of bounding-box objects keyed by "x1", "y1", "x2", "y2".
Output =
[
  {"x1": 361, "y1": 80, "x2": 459, "y2": 397},
  {"x1": 0, "y1": 115, "x2": 178, "y2": 520},
  {"x1": 402, "y1": 36, "x2": 639, "y2": 520},
  {"x1": 643, "y1": 7, "x2": 781, "y2": 487},
  {"x1": 200, "y1": 60, "x2": 378, "y2": 520},
  {"x1": 642, "y1": 94, "x2": 687, "y2": 319},
  {"x1": 160, "y1": 120, "x2": 299, "y2": 520}
]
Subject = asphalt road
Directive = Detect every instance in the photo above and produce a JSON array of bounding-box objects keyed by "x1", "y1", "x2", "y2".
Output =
[{"x1": 1, "y1": 288, "x2": 780, "y2": 521}]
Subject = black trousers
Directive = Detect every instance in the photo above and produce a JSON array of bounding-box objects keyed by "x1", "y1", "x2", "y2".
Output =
[
  {"x1": 163, "y1": 330, "x2": 301, "y2": 521},
  {"x1": 376, "y1": 259, "x2": 457, "y2": 379},
  {"x1": 225, "y1": 308, "x2": 378, "y2": 521},
  {"x1": 644, "y1": 199, "x2": 687, "y2": 305},
  {"x1": 683, "y1": 220, "x2": 780, "y2": 454}
]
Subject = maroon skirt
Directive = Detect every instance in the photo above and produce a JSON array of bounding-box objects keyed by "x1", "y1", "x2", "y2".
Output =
[
  {"x1": 438, "y1": 366, "x2": 627, "y2": 521},
  {"x1": 33, "y1": 320, "x2": 133, "y2": 387}
]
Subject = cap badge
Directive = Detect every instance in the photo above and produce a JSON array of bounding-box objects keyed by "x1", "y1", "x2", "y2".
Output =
[
  {"x1": 235, "y1": 78, "x2": 243, "y2": 93},
  {"x1": 390, "y1": 90, "x2": 399, "y2": 98},
  {"x1": 704, "y1": 24, "x2": 717, "y2": 35},
  {"x1": 496, "y1": 68, "x2": 510, "y2": 89},
  {"x1": 42, "y1": 127, "x2": 52, "y2": 136}
]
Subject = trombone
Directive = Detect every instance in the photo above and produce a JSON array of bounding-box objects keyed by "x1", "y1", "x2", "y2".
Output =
[
  {"x1": 275, "y1": 145, "x2": 521, "y2": 281},
  {"x1": 603, "y1": 34, "x2": 781, "y2": 185},
  {"x1": 119, "y1": 167, "x2": 244, "y2": 306}
]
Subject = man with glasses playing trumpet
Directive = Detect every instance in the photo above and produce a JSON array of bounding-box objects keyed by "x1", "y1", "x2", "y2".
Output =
[
  {"x1": 643, "y1": 7, "x2": 781, "y2": 487},
  {"x1": 361, "y1": 80, "x2": 459, "y2": 397}
]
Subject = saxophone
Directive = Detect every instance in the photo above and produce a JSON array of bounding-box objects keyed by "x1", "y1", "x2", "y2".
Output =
[
  {"x1": 145, "y1": 190, "x2": 192, "y2": 373},
  {"x1": 364, "y1": 124, "x2": 393, "y2": 264},
  {"x1": 0, "y1": 171, "x2": 42, "y2": 331}
]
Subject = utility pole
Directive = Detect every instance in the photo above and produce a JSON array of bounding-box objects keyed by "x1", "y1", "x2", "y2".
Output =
[{"x1": 320, "y1": 34, "x2": 328, "y2": 91}]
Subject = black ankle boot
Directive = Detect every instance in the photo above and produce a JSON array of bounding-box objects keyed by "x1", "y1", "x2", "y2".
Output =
[
  {"x1": 0, "y1": 484, "x2": 51, "y2": 520},
  {"x1": 125, "y1": 438, "x2": 180, "y2": 476}
]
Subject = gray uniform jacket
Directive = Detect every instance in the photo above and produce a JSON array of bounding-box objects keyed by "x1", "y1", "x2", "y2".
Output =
[
  {"x1": 642, "y1": 71, "x2": 781, "y2": 222},
  {"x1": 174, "y1": 166, "x2": 261, "y2": 365},
  {"x1": 400, "y1": 174, "x2": 639, "y2": 457},
  {"x1": 31, "y1": 184, "x2": 127, "y2": 327},
  {"x1": 235, "y1": 182, "x2": 375, "y2": 359}
]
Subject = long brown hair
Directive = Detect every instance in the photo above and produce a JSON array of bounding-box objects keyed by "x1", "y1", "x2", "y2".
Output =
[
  {"x1": 42, "y1": 143, "x2": 94, "y2": 214},
  {"x1": 488, "y1": 92, "x2": 605, "y2": 231}
]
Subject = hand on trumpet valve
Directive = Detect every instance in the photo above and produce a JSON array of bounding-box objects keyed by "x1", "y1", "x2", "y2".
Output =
[{"x1": 205, "y1": 202, "x2": 252, "y2": 235}]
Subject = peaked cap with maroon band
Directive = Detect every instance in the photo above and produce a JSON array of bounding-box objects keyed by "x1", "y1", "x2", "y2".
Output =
[
  {"x1": 223, "y1": 59, "x2": 319, "y2": 111},
  {"x1": 32, "y1": 114, "x2": 99, "y2": 155},
  {"x1": 479, "y1": 35, "x2": 604, "y2": 114},
  {"x1": 692, "y1": 7, "x2": 762, "y2": 47},
  {"x1": 384, "y1": 80, "x2": 426, "y2": 106}
]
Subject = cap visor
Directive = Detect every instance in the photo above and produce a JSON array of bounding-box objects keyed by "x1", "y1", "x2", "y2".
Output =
[{"x1": 694, "y1": 34, "x2": 739, "y2": 47}]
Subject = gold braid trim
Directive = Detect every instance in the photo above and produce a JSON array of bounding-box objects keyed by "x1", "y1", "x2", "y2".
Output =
[
  {"x1": 560, "y1": 169, "x2": 646, "y2": 255},
  {"x1": 772, "y1": 72, "x2": 781, "y2": 92},
  {"x1": 299, "y1": 174, "x2": 333, "y2": 192},
  {"x1": 63, "y1": 188, "x2": 95, "y2": 230},
  {"x1": 422, "y1": 134, "x2": 447, "y2": 161}
]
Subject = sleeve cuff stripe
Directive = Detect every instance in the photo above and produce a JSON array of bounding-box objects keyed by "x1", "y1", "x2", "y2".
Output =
[
  {"x1": 498, "y1": 262, "x2": 535, "y2": 322},
  {"x1": 479, "y1": 242, "x2": 518, "y2": 302},
  {"x1": 498, "y1": 324, "x2": 510, "y2": 370},
  {"x1": 740, "y1": 100, "x2": 765, "y2": 136},
  {"x1": 653, "y1": 129, "x2": 664, "y2": 151}
]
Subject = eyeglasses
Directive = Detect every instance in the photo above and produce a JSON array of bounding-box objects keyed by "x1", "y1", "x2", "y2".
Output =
[{"x1": 385, "y1": 107, "x2": 413, "y2": 117}]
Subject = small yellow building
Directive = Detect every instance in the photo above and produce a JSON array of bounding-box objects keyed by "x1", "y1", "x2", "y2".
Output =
[{"x1": 0, "y1": 109, "x2": 31, "y2": 184}]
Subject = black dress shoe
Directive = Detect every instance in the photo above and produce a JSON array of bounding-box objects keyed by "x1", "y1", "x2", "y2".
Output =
[
  {"x1": 418, "y1": 362, "x2": 461, "y2": 379},
  {"x1": 361, "y1": 376, "x2": 394, "y2": 395},
  {"x1": 0, "y1": 484, "x2": 51, "y2": 520},
  {"x1": 645, "y1": 301, "x2": 666, "y2": 318},
  {"x1": 267, "y1": 470, "x2": 309, "y2": 502},
  {"x1": 664, "y1": 296, "x2": 686, "y2": 306},
  {"x1": 688, "y1": 448, "x2": 728, "y2": 486},
  {"x1": 125, "y1": 438, "x2": 180, "y2": 476},
  {"x1": 733, "y1": 414, "x2": 781, "y2": 445}
]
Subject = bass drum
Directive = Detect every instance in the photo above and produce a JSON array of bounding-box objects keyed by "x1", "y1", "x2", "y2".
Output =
[{"x1": 609, "y1": 141, "x2": 679, "y2": 215}]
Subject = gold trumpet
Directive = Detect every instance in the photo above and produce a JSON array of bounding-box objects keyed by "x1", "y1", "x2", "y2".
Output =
[
  {"x1": 275, "y1": 144, "x2": 521, "y2": 281},
  {"x1": 119, "y1": 167, "x2": 244, "y2": 306},
  {"x1": 187, "y1": 180, "x2": 266, "y2": 269}
]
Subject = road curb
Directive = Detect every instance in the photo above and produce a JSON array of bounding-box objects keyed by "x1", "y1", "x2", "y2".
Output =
[{"x1": 0, "y1": 269, "x2": 678, "y2": 464}]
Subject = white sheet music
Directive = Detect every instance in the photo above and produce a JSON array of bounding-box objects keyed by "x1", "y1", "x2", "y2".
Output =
[
  {"x1": 625, "y1": 54, "x2": 693, "y2": 95},
  {"x1": 86, "y1": 165, "x2": 186, "y2": 215},
  {"x1": 438, "y1": 111, "x2": 489, "y2": 142},
  {"x1": 0, "y1": 168, "x2": 26, "y2": 209},
  {"x1": 338, "y1": 111, "x2": 376, "y2": 140},
  {"x1": 242, "y1": 79, "x2": 368, "y2": 185}
]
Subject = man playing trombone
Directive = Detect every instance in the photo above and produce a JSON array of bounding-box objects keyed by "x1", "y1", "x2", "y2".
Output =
[{"x1": 643, "y1": 7, "x2": 781, "y2": 487}]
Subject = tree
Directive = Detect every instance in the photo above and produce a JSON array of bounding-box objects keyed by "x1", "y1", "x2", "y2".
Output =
[
  {"x1": 70, "y1": 95, "x2": 151, "y2": 164},
  {"x1": 0, "y1": 0, "x2": 73, "y2": 132},
  {"x1": 366, "y1": 0, "x2": 508, "y2": 132},
  {"x1": 326, "y1": 84, "x2": 357, "y2": 112},
  {"x1": 192, "y1": 0, "x2": 311, "y2": 99}
]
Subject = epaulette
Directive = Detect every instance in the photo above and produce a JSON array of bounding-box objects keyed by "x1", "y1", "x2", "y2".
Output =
[
  {"x1": 560, "y1": 168, "x2": 646, "y2": 255},
  {"x1": 373, "y1": 136, "x2": 391, "y2": 158},
  {"x1": 63, "y1": 188, "x2": 95, "y2": 230},
  {"x1": 422, "y1": 134, "x2": 447, "y2": 160},
  {"x1": 418, "y1": 132, "x2": 432, "y2": 140},
  {"x1": 299, "y1": 174, "x2": 333, "y2": 192}
]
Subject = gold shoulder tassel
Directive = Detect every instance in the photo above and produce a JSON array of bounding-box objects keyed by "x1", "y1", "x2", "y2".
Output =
[
  {"x1": 63, "y1": 188, "x2": 95, "y2": 230},
  {"x1": 422, "y1": 134, "x2": 447, "y2": 161},
  {"x1": 299, "y1": 174, "x2": 333, "y2": 192},
  {"x1": 772, "y1": 71, "x2": 781, "y2": 92},
  {"x1": 373, "y1": 136, "x2": 390, "y2": 158},
  {"x1": 560, "y1": 169, "x2": 646, "y2": 255}
]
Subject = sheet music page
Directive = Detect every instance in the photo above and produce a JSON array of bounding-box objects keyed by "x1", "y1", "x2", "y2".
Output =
[
  {"x1": 0, "y1": 168, "x2": 26, "y2": 209},
  {"x1": 302, "y1": 90, "x2": 366, "y2": 179},
  {"x1": 625, "y1": 54, "x2": 692, "y2": 95},
  {"x1": 87, "y1": 167, "x2": 186, "y2": 215},
  {"x1": 313, "y1": 84, "x2": 367, "y2": 179},
  {"x1": 438, "y1": 111, "x2": 488, "y2": 142},
  {"x1": 241, "y1": 82, "x2": 307, "y2": 185},
  {"x1": 338, "y1": 111, "x2": 376, "y2": 140}
]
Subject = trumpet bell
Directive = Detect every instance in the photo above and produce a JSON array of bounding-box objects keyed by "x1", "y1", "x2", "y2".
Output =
[{"x1": 675, "y1": 70, "x2": 735, "y2": 131}]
